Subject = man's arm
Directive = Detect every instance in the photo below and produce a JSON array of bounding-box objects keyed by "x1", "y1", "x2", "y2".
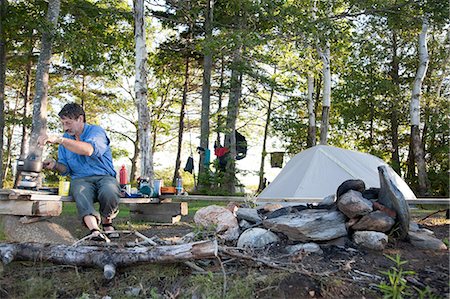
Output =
[
  {"x1": 38, "y1": 134, "x2": 94, "y2": 156},
  {"x1": 42, "y1": 158, "x2": 68, "y2": 173}
]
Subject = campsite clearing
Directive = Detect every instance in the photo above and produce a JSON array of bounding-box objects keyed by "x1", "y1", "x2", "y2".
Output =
[{"x1": 0, "y1": 207, "x2": 447, "y2": 298}]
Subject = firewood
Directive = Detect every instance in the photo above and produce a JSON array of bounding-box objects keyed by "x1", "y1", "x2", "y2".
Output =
[{"x1": 0, "y1": 240, "x2": 217, "y2": 280}]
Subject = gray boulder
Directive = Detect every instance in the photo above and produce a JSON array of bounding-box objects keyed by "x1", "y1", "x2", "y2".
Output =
[
  {"x1": 409, "y1": 230, "x2": 447, "y2": 250},
  {"x1": 236, "y1": 208, "x2": 261, "y2": 223},
  {"x1": 194, "y1": 205, "x2": 240, "y2": 241},
  {"x1": 353, "y1": 231, "x2": 388, "y2": 250},
  {"x1": 1, "y1": 215, "x2": 76, "y2": 244},
  {"x1": 351, "y1": 211, "x2": 395, "y2": 232},
  {"x1": 337, "y1": 190, "x2": 373, "y2": 218},
  {"x1": 285, "y1": 243, "x2": 323, "y2": 255},
  {"x1": 237, "y1": 228, "x2": 280, "y2": 248},
  {"x1": 263, "y1": 209, "x2": 347, "y2": 242},
  {"x1": 239, "y1": 219, "x2": 252, "y2": 230},
  {"x1": 377, "y1": 165, "x2": 410, "y2": 239}
]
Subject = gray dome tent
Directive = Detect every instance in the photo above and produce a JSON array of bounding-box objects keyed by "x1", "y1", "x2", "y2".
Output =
[{"x1": 257, "y1": 145, "x2": 417, "y2": 201}]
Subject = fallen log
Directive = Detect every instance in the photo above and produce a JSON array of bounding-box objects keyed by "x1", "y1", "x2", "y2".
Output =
[{"x1": 0, "y1": 240, "x2": 218, "y2": 280}]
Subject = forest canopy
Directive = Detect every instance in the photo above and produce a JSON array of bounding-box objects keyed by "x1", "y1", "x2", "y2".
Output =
[{"x1": 0, "y1": 0, "x2": 448, "y2": 197}]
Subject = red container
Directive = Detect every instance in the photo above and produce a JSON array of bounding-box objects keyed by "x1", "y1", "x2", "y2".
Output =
[{"x1": 119, "y1": 165, "x2": 127, "y2": 185}]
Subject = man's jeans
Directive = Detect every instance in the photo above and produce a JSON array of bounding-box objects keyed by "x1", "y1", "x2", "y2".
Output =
[{"x1": 70, "y1": 175, "x2": 120, "y2": 225}]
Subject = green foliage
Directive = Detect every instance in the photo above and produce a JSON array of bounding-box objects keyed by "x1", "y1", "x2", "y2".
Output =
[
  {"x1": 378, "y1": 254, "x2": 415, "y2": 298},
  {"x1": 377, "y1": 254, "x2": 441, "y2": 299}
]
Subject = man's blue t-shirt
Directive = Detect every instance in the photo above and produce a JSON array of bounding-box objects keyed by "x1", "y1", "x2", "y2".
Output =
[{"x1": 58, "y1": 124, "x2": 116, "y2": 179}]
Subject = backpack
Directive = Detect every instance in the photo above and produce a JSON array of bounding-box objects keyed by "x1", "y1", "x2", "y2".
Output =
[{"x1": 235, "y1": 130, "x2": 247, "y2": 160}]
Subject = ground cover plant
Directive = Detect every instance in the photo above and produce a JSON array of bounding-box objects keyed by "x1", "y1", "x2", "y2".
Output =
[{"x1": 0, "y1": 204, "x2": 447, "y2": 298}]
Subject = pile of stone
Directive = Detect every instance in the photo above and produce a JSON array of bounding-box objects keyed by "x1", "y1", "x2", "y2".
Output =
[{"x1": 194, "y1": 166, "x2": 447, "y2": 252}]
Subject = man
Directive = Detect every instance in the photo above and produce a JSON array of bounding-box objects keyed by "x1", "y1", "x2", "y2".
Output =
[{"x1": 38, "y1": 103, "x2": 120, "y2": 241}]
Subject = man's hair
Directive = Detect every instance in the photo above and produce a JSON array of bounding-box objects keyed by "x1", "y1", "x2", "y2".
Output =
[{"x1": 58, "y1": 103, "x2": 86, "y2": 122}]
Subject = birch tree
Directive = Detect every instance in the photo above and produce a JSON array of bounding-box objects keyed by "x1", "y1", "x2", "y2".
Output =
[
  {"x1": 410, "y1": 17, "x2": 430, "y2": 196},
  {"x1": 307, "y1": 72, "x2": 316, "y2": 147},
  {"x1": 133, "y1": 0, "x2": 153, "y2": 179},
  {"x1": 28, "y1": 0, "x2": 60, "y2": 159}
]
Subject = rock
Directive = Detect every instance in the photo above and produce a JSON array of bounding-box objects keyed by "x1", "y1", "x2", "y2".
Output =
[
  {"x1": 362, "y1": 188, "x2": 380, "y2": 200},
  {"x1": 237, "y1": 228, "x2": 280, "y2": 248},
  {"x1": 409, "y1": 221, "x2": 420, "y2": 232},
  {"x1": 337, "y1": 190, "x2": 373, "y2": 218},
  {"x1": 261, "y1": 203, "x2": 283, "y2": 212},
  {"x1": 194, "y1": 205, "x2": 240, "y2": 241},
  {"x1": 373, "y1": 202, "x2": 397, "y2": 219},
  {"x1": 265, "y1": 206, "x2": 292, "y2": 219},
  {"x1": 1, "y1": 215, "x2": 76, "y2": 244},
  {"x1": 321, "y1": 236, "x2": 350, "y2": 247},
  {"x1": 351, "y1": 211, "x2": 395, "y2": 232},
  {"x1": 319, "y1": 194, "x2": 336, "y2": 206},
  {"x1": 263, "y1": 210, "x2": 347, "y2": 242},
  {"x1": 408, "y1": 231, "x2": 447, "y2": 250},
  {"x1": 226, "y1": 202, "x2": 240, "y2": 215},
  {"x1": 285, "y1": 243, "x2": 323, "y2": 255},
  {"x1": 377, "y1": 165, "x2": 410, "y2": 239},
  {"x1": 353, "y1": 231, "x2": 388, "y2": 250},
  {"x1": 337, "y1": 179, "x2": 366, "y2": 199},
  {"x1": 239, "y1": 219, "x2": 252, "y2": 230},
  {"x1": 236, "y1": 208, "x2": 261, "y2": 223}
]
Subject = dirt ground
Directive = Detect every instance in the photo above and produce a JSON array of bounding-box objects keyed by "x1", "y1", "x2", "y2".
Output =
[{"x1": 0, "y1": 209, "x2": 448, "y2": 298}]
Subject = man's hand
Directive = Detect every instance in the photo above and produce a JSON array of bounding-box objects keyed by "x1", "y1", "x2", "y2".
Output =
[
  {"x1": 42, "y1": 158, "x2": 56, "y2": 170},
  {"x1": 38, "y1": 133, "x2": 64, "y2": 147}
]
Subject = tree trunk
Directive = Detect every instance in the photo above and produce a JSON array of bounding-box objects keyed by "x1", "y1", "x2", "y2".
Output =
[
  {"x1": 0, "y1": 0, "x2": 7, "y2": 188},
  {"x1": 410, "y1": 17, "x2": 430, "y2": 196},
  {"x1": 198, "y1": 0, "x2": 214, "y2": 189},
  {"x1": 216, "y1": 55, "x2": 225, "y2": 145},
  {"x1": 130, "y1": 124, "x2": 139, "y2": 184},
  {"x1": 28, "y1": 0, "x2": 61, "y2": 161},
  {"x1": 257, "y1": 81, "x2": 274, "y2": 192},
  {"x1": 223, "y1": 46, "x2": 243, "y2": 194},
  {"x1": 173, "y1": 56, "x2": 189, "y2": 186},
  {"x1": 390, "y1": 107, "x2": 401, "y2": 174},
  {"x1": 3, "y1": 94, "x2": 19, "y2": 182},
  {"x1": 14, "y1": 33, "x2": 34, "y2": 188},
  {"x1": 389, "y1": 31, "x2": 401, "y2": 174},
  {"x1": 134, "y1": 0, "x2": 153, "y2": 180},
  {"x1": 307, "y1": 72, "x2": 316, "y2": 147},
  {"x1": 0, "y1": 240, "x2": 218, "y2": 280},
  {"x1": 319, "y1": 41, "x2": 330, "y2": 145}
]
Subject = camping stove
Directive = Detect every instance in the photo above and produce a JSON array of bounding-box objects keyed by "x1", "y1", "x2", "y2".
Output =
[{"x1": 16, "y1": 153, "x2": 42, "y2": 190}]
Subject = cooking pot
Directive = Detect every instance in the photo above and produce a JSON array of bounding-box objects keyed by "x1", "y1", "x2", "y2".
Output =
[{"x1": 17, "y1": 153, "x2": 42, "y2": 173}]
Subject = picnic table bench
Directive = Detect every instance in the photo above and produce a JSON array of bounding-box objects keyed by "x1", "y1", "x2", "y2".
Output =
[{"x1": 0, "y1": 189, "x2": 188, "y2": 223}]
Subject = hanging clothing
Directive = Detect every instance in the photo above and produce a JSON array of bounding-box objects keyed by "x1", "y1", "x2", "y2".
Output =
[{"x1": 184, "y1": 155, "x2": 194, "y2": 173}]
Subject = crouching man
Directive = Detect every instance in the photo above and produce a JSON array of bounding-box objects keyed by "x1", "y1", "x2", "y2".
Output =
[{"x1": 38, "y1": 102, "x2": 120, "y2": 241}]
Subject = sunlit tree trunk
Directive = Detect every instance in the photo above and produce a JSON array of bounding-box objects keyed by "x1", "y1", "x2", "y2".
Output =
[
  {"x1": 307, "y1": 72, "x2": 316, "y2": 147},
  {"x1": 173, "y1": 56, "x2": 189, "y2": 186},
  {"x1": 28, "y1": 0, "x2": 60, "y2": 162},
  {"x1": 14, "y1": 33, "x2": 34, "y2": 187},
  {"x1": 410, "y1": 17, "x2": 430, "y2": 196},
  {"x1": 133, "y1": 0, "x2": 153, "y2": 180},
  {"x1": 223, "y1": 45, "x2": 243, "y2": 194},
  {"x1": 0, "y1": 0, "x2": 7, "y2": 188},
  {"x1": 198, "y1": 0, "x2": 214, "y2": 189}
]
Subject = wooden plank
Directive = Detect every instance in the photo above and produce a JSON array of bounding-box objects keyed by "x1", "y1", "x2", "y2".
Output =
[
  {"x1": 129, "y1": 202, "x2": 188, "y2": 216},
  {"x1": 0, "y1": 200, "x2": 62, "y2": 216},
  {"x1": 130, "y1": 213, "x2": 182, "y2": 224}
]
